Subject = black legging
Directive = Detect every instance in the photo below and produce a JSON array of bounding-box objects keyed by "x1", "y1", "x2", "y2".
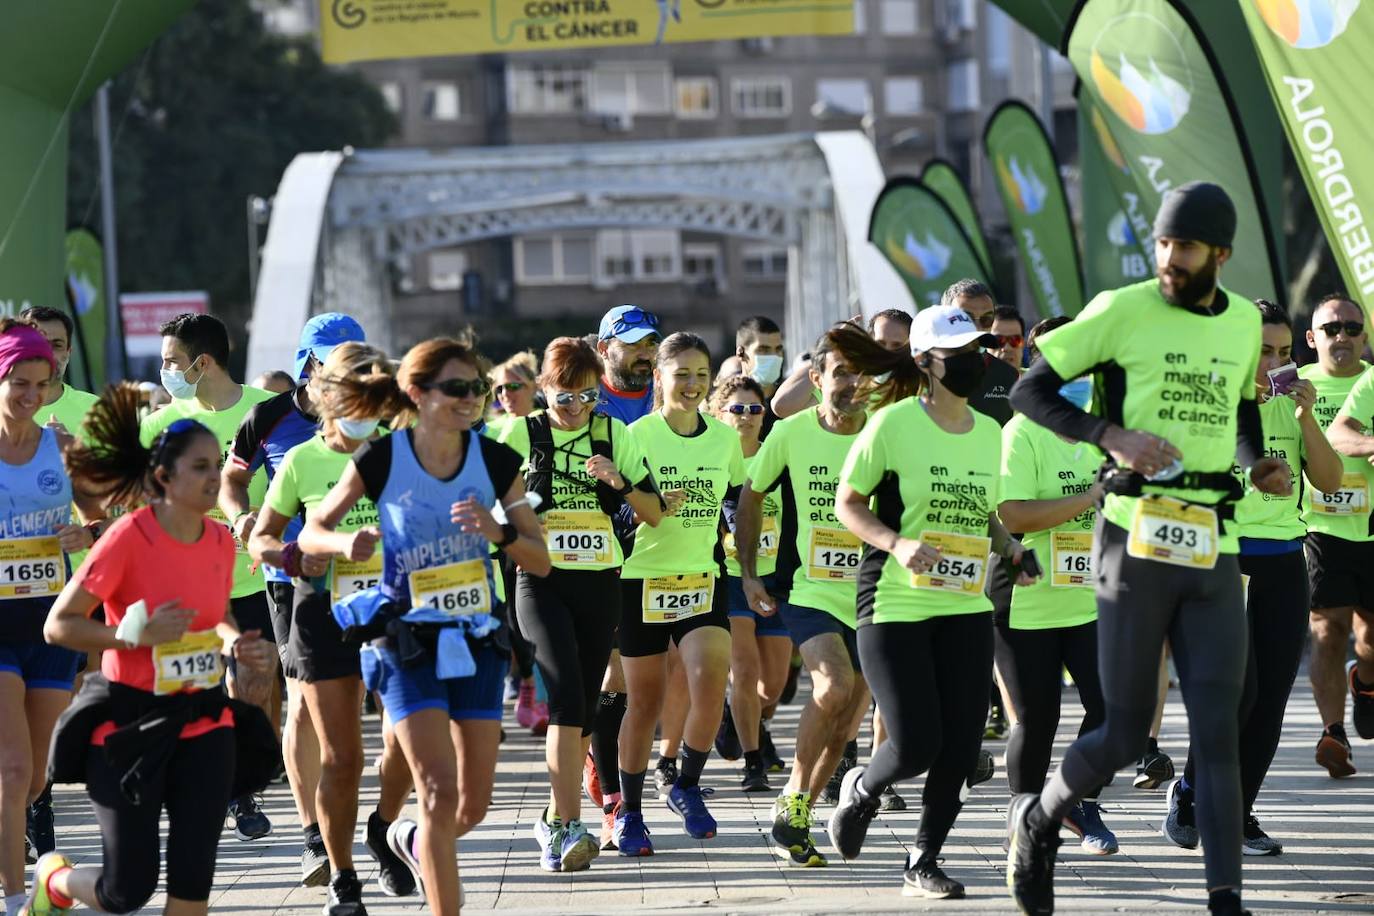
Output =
[
  {"x1": 515, "y1": 566, "x2": 621, "y2": 734},
  {"x1": 502, "y1": 555, "x2": 537, "y2": 680},
  {"x1": 858, "y1": 612, "x2": 992, "y2": 856},
  {"x1": 88, "y1": 727, "x2": 235, "y2": 913},
  {"x1": 994, "y1": 617, "x2": 1105, "y2": 797},
  {"x1": 1182, "y1": 548, "x2": 1308, "y2": 814}
]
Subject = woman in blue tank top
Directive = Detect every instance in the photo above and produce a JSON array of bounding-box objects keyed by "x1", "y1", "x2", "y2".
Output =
[
  {"x1": 0, "y1": 319, "x2": 105, "y2": 910},
  {"x1": 302, "y1": 337, "x2": 549, "y2": 916}
]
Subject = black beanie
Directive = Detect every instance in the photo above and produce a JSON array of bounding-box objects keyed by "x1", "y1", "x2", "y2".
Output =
[{"x1": 1152, "y1": 181, "x2": 1237, "y2": 249}]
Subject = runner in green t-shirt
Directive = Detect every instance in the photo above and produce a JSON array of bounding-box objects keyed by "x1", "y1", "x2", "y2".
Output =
[
  {"x1": 709, "y1": 376, "x2": 789, "y2": 797},
  {"x1": 736, "y1": 326, "x2": 870, "y2": 869},
  {"x1": 825, "y1": 307, "x2": 1036, "y2": 899},
  {"x1": 1003, "y1": 183, "x2": 1292, "y2": 916},
  {"x1": 995, "y1": 316, "x2": 1117, "y2": 857},
  {"x1": 614, "y1": 333, "x2": 744, "y2": 856},
  {"x1": 138, "y1": 312, "x2": 276, "y2": 841},
  {"x1": 1313, "y1": 293, "x2": 1374, "y2": 781}
]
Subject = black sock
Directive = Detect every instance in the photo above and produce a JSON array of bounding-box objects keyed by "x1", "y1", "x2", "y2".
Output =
[
  {"x1": 1327, "y1": 722, "x2": 1350, "y2": 742},
  {"x1": 1145, "y1": 736, "x2": 1159, "y2": 754},
  {"x1": 844, "y1": 738, "x2": 859, "y2": 763},
  {"x1": 677, "y1": 743, "x2": 710, "y2": 790},
  {"x1": 744, "y1": 749, "x2": 763, "y2": 769},
  {"x1": 1026, "y1": 801, "x2": 1058, "y2": 839},
  {"x1": 368, "y1": 811, "x2": 391, "y2": 836},
  {"x1": 1208, "y1": 888, "x2": 1243, "y2": 913},
  {"x1": 620, "y1": 769, "x2": 646, "y2": 812},
  {"x1": 593, "y1": 691, "x2": 626, "y2": 795},
  {"x1": 657, "y1": 754, "x2": 678, "y2": 772},
  {"x1": 35, "y1": 781, "x2": 52, "y2": 807},
  {"x1": 304, "y1": 822, "x2": 323, "y2": 847}
]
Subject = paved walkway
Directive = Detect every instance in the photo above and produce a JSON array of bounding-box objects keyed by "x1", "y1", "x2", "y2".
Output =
[{"x1": 41, "y1": 672, "x2": 1374, "y2": 913}]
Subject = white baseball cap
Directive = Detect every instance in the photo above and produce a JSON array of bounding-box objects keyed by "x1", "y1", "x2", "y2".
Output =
[{"x1": 909, "y1": 304, "x2": 998, "y2": 354}]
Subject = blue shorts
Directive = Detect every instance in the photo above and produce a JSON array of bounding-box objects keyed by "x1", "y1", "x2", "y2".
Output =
[
  {"x1": 779, "y1": 602, "x2": 860, "y2": 672},
  {"x1": 726, "y1": 575, "x2": 791, "y2": 637},
  {"x1": 0, "y1": 641, "x2": 80, "y2": 690},
  {"x1": 361, "y1": 639, "x2": 509, "y2": 724}
]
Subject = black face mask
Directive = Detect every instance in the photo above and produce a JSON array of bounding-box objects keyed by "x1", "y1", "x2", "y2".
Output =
[{"x1": 933, "y1": 350, "x2": 987, "y2": 398}]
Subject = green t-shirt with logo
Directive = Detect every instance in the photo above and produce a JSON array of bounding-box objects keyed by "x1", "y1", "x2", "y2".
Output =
[
  {"x1": 1035, "y1": 280, "x2": 1261, "y2": 554},
  {"x1": 999, "y1": 414, "x2": 1099, "y2": 630},
  {"x1": 496, "y1": 414, "x2": 651, "y2": 571},
  {"x1": 141, "y1": 386, "x2": 275, "y2": 598},
  {"x1": 749, "y1": 406, "x2": 863, "y2": 626},
  {"x1": 1233, "y1": 394, "x2": 1306, "y2": 542},
  {"x1": 621, "y1": 412, "x2": 745, "y2": 580},
  {"x1": 724, "y1": 453, "x2": 781, "y2": 579},
  {"x1": 1303, "y1": 362, "x2": 1374, "y2": 541},
  {"x1": 842, "y1": 398, "x2": 1001, "y2": 625}
]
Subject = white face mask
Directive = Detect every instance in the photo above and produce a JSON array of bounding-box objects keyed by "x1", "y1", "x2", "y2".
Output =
[
  {"x1": 336, "y1": 417, "x2": 380, "y2": 440},
  {"x1": 750, "y1": 353, "x2": 784, "y2": 386},
  {"x1": 160, "y1": 359, "x2": 202, "y2": 401}
]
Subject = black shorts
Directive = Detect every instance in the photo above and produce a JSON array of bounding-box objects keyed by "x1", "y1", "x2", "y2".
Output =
[
  {"x1": 286, "y1": 587, "x2": 362, "y2": 684},
  {"x1": 265, "y1": 581, "x2": 295, "y2": 674},
  {"x1": 1305, "y1": 531, "x2": 1374, "y2": 611},
  {"x1": 231, "y1": 591, "x2": 273, "y2": 642},
  {"x1": 618, "y1": 574, "x2": 730, "y2": 658}
]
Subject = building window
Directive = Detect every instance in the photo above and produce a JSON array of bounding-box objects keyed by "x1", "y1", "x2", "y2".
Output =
[
  {"x1": 379, "y1": 81, "x2": 403, "y2": 115},
  {"x1": 883, "y1": 77, "x2": 923, "y2": 115},
  {"x1": 591, "y1": 64, "x2": 672, "y2": 116},
  {"x1": 742, "y1": 245, "x2": 789, "y2": 280},
  {"x1": 946, "y1": 58, "x2": 980, "y2": 113},
  {"x1": 853, "y1": 0, "x2": 867, "y2": 34},
  {"x1": 880, "y1": 0, "x2": 919, "y2": 35},
  {"x1": 943, "y1": 0, "x2": 977, "y2": 30},
  {"x1": 815, "y1": 78, "x2": 869, "y2": 116},
  {"x1": 732, "y1": 77, "x2": 792, "y2": 118},
  {"x1": 596, "y1": 230, "x2": 681, "y2": 285},
  {"x1": 421, "y1": 81, "x2": 461, "y2": 121},
  {"x1": 682, "y1": 243, "x2": 722, "y2": 282},
  {"x1": 675, "y1": 77, "x2": 718, "y2": 119},
  {"x1": 507, "y1": 66, "x2": 588, "y2": 114},
  {"x1": 515, "y1": 234, "x2": 594, "y2": 285},
  {"x1": 428, "y1": 249, "x2": 468, "y2": 291}
]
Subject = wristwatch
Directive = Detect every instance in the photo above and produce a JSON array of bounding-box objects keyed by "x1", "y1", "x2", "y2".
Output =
[
  {"x1": 613, "y1": 477, "x2": 634, "y2": 497},
  {"x1": 496, "y1": 522, "x2": 519, "y2": 548}
]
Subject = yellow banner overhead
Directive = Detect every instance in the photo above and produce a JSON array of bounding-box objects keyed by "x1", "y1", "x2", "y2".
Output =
[{"x1": 320, "y1": 0, "x2": 855, "y2": 63}]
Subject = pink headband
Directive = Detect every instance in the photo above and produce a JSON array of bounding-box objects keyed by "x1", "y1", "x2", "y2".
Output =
[{"x1": 0, "y1": 326, "x2": 57, "y2": 381}]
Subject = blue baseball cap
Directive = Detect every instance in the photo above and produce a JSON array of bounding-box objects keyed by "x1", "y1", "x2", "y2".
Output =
[
  {"x1": 294, "y1": 312, "x2": 366, "y2": 379},
  {"x1": 597, "y1": 305, "x2": 661, "y2": 344}
]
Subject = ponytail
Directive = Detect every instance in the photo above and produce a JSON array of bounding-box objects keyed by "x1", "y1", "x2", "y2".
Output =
[{"x1": 824, "y1": 322, "x2": 924, "y2": 408}]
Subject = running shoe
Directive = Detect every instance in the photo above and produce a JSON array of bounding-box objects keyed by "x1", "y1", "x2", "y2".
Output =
[
  {"x1": 600, "y1": 799, "x2": 621, "y2": 850},
  {"x1": 1316, "y1": 728, "x2": 1356, "y2": 778},
  {"x1": 985, "y1": 704, "x2": 1008, "y2": 740},
  {"x1": 27, "y1": 785, "x2": 54, "y2": 857},
  {"x1": 365, "y1": 811, "x2": 417, "y2": 897},
  {"x1": 825, "y1": 765, "x2": 878, "y2": 861},
  {"x1": 559, "y1": 819, "x2": 600, "y2": 872},
  {"x1": 535, "y1": 809, "x2": 564, "y2": 872},
  {"x1": 819, "y1": 752, "x2": 856, "y2": 804},
  {"x1": 770, "y1": 793, "x2": 826, "y2": 867},
  {"x1": 759, "y1": 723, "x2": 785, "y2": 772},
  {"x1": 530, "y1": 700, "x2": 550, "y2": 737},
  {"x1": 715, "y1": 703, "x2": 742, "y2": 761},
  {"x1": 301, "y1": 837, "x2": 331, "y2": 887},
  {"x1": 612, "y1": 809, "x2": 654, "y2": 856},
  {"x1": 741, "y1": 759, "x2": 771, "y2": 792},
  {"x1": 24, "y1": 833, "x2": 36, "y2": 865},
  {"x1": 1005, "y1": 793, "x2": 1059, "y2": 916},
  {"x1": 879, "y1": 785, "x2": 907, "y2": 812},
  {"x1": 584, "y1": 752, "x2": 604, "y2": 809},
  {"x1": 654, "y1": 759, "x2": 679, "y2": 799},
  {"x1": 968, "y1": 748, "x2": 995, "y2": 788},
  {"x1": 1062, "y1": 800, "x2": 1118, "y2": 855},
  {"x1": 1162, "y1": 778, "x2": 1199, "y2": 849},
  {"x1": 325, "y1": 868, "x2": 367, "y2": 916},
  {"x1": 1242, "y1": 815, "x2": 1282, "y2": 856},
  {"x1": 779, "y1": 654, "x2": 803, "y2": 705},
  {"x1": 515, "y1": 680, "x2": 538, "y2": 729},
  {"x1": 1349, "y1": 660, "x2": 1374, "y2": 740},
  {"x1": 666, "y1": 784, "x2": 717, "y2": 839},
  {"x1": 22, "y1": 851, "x2": 73, "y2": 916},
  {"x1": 1133, "y1": 745, "x2": 1175, "y2": 789},
  {"x1": 228, "y1": 794, "x2": 272, "y2": 841},
  {"x1": 1208, "y1": 889, "x2": 1252, "y2": 915},
  {"x1": 384, "y1": 818, "x2": 424, "y2": 894},
  {"x1": 903, "y1": 854, "x2": 965, "y2": 899},
  {"x1": 503, "y1": 674, "x2": 520, "y2": 703}
]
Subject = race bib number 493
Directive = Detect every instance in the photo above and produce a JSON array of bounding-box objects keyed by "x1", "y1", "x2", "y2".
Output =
[{"x1": 1127, "y1": 496, "x2": 1219, "y2": 570}]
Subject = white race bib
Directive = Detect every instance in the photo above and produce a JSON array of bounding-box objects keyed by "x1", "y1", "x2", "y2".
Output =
[
  {"x1": 642, "y1": 573, "x2": 714, "y2": 624},
  {"x1": 408, "y1": 558, "x2": 492, "y2": 617}
]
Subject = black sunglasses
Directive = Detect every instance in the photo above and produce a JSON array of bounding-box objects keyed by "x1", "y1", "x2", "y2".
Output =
[
  {"x1": 423, "y1": 378, "x2": 491, "y2": 399},
  {"x1": 1320, "y1": 320, "x2": 1365, "y2": 339},
  {"x1": 553, "y1": 388, "x2": 600, "y2": 406},
  {"x1": 969, "y1": 311, "x2": 995, "y2": 330},
  {"x1": 724, "y1": 403, "x2": 765, "y2": 416}
]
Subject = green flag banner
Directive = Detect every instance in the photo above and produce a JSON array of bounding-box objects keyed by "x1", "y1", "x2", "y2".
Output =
[
  {"x1": 64, "y1": 228, "x2": 105, "y2": 389},
  {"x1": 1240, "y1": 0, "x2": 1374, "y2": 304},
  {"x1": 920, "y1": 160, "x2": 994, "y2": 277},
  {"x1": 1066, "y1": 0, "x2": 1282, "y2": 301},
  {"x1": 869, "y1": 178, "x2": 997, "y2": 310},
  {"x1": 983, "y1": 101, "x2": 1085, "y2": 317},
  {"x1": 1079, "y1": 92, "x2": 1154, "y2": 295}
]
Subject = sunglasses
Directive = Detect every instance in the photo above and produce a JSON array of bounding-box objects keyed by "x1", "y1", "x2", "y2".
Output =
[
  {"x1": 970, "y1": 312, "x2": 995, "y2": 330},
  {"x1": 607, "y1": 308, "x2": 661, "y2": 339},
  {"x1": 553, "y1": 388, "x2": 600, "y2": 407},
  {"x1": 422, "y1": 377, "x2": 491, "y2": 399},
  {"x1": 1320, "y1": 320, "x2": 1365, "y2": 339},
  {"x1": 724, "y1": 403, "x2": 765, "y2": 416},
  {"x1": 996, "y1": 334, "x2": 1024, "y2": 348},
  {"x1": 494, "y1": 382, "x2": 526, "y2": 395}
]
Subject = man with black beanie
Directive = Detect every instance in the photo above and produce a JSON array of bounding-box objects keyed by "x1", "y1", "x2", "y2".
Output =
[{"x1": 1003, "y1": 181, "x2": 1291, "y2": 916}]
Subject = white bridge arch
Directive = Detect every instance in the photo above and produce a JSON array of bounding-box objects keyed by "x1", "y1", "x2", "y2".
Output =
[{"x1": 246, "y1": 131, "x2": 910, "y2": 378}]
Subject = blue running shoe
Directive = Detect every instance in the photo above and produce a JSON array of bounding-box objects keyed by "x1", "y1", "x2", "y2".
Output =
[
  {"x1": 613, "y1": 809, "x2": 654, "y2": 856},
  {"x1": 534, "y1": 810, "x2": 564, "y2": 872},
  {"x1": 1062, "y1": 800, "x2": 1119, "y2": 855},
  {"x1": 559, "y1": 819, "x2": 600, "y2": 872},
  {"x1": 666, "y1": 784, "x2": 717, "y2": 839}
]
